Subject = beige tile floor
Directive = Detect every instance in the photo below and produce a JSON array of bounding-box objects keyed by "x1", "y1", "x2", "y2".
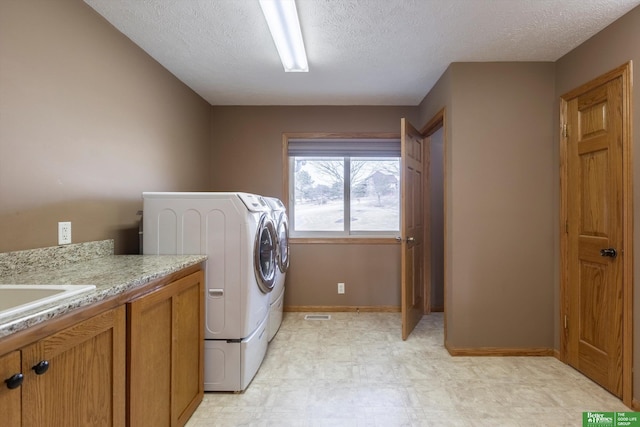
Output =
[{"x1": 186, "y1": 312, "x2": 629, "y2": 426}]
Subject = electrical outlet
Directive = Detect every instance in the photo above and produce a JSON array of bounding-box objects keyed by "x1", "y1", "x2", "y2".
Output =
[
  {"x1": 58, "y1": 221, "x2": 71, "y2": 245},
  {"x1": 338, "y1": 282, "x2": 345, "y2": 294}
]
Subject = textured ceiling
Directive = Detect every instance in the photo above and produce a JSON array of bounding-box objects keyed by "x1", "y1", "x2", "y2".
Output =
[{"x1": 84, "y1": 0, "x2": 640, "y2": 106}]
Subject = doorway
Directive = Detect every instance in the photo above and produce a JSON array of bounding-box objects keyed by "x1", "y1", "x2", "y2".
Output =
[
  {"x1": 400, "y1": 118, "x2": 427, "y2": 340},
  {"x1": 427, "y1": 127, "x2": 445, "y2": 313},
  {"x1": 421, "y1": 109, "x2": 446, "y2": 336},
  {"x1": 400, "y1": 109, "x2": 446, "y2": 340},
  {"x1": 559, "y1": 63, "x2": 632, "y2": 405}
]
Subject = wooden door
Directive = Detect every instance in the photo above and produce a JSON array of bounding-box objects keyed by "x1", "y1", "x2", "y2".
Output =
[
  {"x1": 564, "y1": 75, "x2": 624, "y2": 397},
  {"x1": 0, "y1": 351, "x2": 22, "y2": 426},
  {"x1": 22, "y1": 306, "x2": 126, "y2": 427},
  {"x1": 401, "y1": 118, "x2": 427, "y2": 340}
]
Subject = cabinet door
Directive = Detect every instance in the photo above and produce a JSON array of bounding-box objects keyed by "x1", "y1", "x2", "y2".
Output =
[
  {"x1": 172, "y1": 272, "x2": 204, "y2": 426},
  {"x1": 129, "y1": 271, "x2": 204, "y2": 427},
  {"x1": 21, "y1": 306, "x2": 126, "y2": 427},
  {"x1": 0, "y1": 351, "x2": 22, "y2": 426},
  {"x1": 129, "y1": 284, "x2": 173, "y2": 426}
]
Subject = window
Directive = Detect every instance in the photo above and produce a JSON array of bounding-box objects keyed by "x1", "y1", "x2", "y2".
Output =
[{"x1": 287, "y1": 136, "x2": 400, "y2": 238}]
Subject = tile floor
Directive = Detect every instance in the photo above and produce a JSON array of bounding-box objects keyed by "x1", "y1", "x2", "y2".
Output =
[{"x1": 186, "y1": 312, "x2": 629, "y2": 426}]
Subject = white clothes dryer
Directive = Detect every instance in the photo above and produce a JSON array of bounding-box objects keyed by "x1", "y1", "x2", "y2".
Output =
[
  {"x1": 142, "y1": 192, "x2": 277, "y2": 391},
  {"x1": 265, "y1": 197, "x2": 289, "y2": 341}
]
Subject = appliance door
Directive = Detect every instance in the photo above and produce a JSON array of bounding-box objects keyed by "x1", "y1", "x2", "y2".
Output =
[
  {"x1": 254, "y1": 214, "x2": 277, "y2": 293},
  {"x1": 276, "y1": 213, "x2": 290, "y2": 273}
]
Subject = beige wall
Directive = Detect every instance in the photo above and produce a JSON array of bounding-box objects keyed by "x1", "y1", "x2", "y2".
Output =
[
  {"x1": 555, "y1": 3, "x2": 640, "y2": 399},
  {"x1": 0, "y1": 0, "x2": 211, "y2": 254},
  {"x1": 210, "y1": 106, "x2": 418, "y2": 197},
  {"x1": 210, "y1": 106, "x2": 417, "y2": 308},
  {"x1": 287, "y1": 244, "x2": 401, "y2": 307},
  {"x1": 418, "y1": 63, "x2": 557, "y2": 349}
]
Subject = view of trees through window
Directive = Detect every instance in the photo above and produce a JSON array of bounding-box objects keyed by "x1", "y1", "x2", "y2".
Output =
[{"x1": 292, "y1": 156, "x2": 400, "y2": 233}]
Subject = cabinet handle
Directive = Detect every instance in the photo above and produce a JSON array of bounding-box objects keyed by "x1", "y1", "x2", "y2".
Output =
[
  {"x1": 32, "y1": 360, "x2": 49, "y2": 375},
  {"x1": 4, "y1": 373, "x2": 24, "y2": 389}
]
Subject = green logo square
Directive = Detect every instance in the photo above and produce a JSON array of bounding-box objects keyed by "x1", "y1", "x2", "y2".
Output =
[{"x1": 583, "y1": 412, "x2": 640, "y2": 427}]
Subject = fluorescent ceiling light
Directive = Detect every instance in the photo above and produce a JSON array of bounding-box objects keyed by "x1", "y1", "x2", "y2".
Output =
[{"x1": 259, "y1": 0, "x2": 309, "y2": 72}]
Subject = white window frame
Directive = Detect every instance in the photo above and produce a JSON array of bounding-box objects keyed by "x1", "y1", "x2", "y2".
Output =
[{"x1": 283, "y1": 133, "x2": 401, "y2": 240}]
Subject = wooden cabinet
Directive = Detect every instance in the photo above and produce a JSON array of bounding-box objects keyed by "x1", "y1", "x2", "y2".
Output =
[
  {"x1": 128, "y1": 271, "x2": 204, "y2": 427},
  {"x1": 0, "y1": 351, "x2": 22, "y2": 426},
  {"x1": 0, "y1": 265, "x2": 203, "y2": 427},
  {"x1": 22, "y1": 306, "x2": 126, "y2": 427},
  {"x1": 0, "y1": 306, "x2": 126, "y2": 427}
]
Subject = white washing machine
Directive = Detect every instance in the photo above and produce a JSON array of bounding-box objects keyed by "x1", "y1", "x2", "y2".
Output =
[
  {"x1": 142, "y1": 192, "x2": 277, "y2": 392},
  {"x1": 265, "y1": 197, "x2": 289, "y2": 341}
]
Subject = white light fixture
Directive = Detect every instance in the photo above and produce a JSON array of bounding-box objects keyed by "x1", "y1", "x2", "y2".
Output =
[{"x1": 259, "y1": 0, "x2": 309, "y2": 72}]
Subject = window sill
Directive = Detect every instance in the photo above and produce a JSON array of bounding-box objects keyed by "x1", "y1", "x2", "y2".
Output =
[{"x1": 290, "y1": 237, "x2": 400, "y2": 245}]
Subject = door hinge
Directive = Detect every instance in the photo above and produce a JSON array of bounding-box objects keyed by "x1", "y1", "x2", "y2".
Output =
[
  {"x1": 564, "y1": 315, "x2": 567, "y2": 329},
  {"x1": 562, "y1": 123, "x2": 568, "y2": 138},
  {"x1": 565, "y1": 221, "x2": 568, "y2": 234}
]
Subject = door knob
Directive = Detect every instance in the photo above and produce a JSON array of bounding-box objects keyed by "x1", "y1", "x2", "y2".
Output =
[{"x1": 600, "y1": 248, "x2": 617, "y2": 258}]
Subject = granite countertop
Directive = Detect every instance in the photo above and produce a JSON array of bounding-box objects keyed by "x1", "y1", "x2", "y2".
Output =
[{"x1": 0, "y1": 241, "x2": 206, "y2": 338}]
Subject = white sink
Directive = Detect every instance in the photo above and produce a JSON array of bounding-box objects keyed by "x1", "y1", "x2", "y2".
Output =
[{"x1": 0, "y1": 284, "x2": 96, "y2": 320}]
